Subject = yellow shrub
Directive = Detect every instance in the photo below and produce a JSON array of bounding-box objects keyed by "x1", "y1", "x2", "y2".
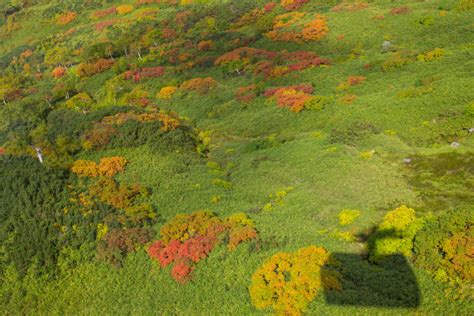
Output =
[
  {"x1": 116, "y1": 5, "x2": 134, "y2": 15},
  {"x1": 71, "y1": 160, "x2": 99, "y2": 177},
  {"x1": 249, "y1": 246, "x2": 341, "y2": 315},
  {"x1": 158, "y1": 86, "x2": 178, "y2": 99},
  {"x1": 338, "y1": 209, "x2": 361, "y2": 226}
]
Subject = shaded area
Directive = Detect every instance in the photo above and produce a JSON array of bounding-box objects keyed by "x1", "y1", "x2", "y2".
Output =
[{"x1": 322, "y1": 253, "x2": 420, "y2": 308}]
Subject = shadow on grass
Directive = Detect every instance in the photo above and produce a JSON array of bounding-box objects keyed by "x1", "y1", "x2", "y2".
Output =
[{"x1": 322, "y1": 253, "x2": 420, "y2": 308}]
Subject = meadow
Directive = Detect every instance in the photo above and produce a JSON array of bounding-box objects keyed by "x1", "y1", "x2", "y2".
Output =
[{"x1": 0, "y1": 0, "x2": 473, "y2": 315}]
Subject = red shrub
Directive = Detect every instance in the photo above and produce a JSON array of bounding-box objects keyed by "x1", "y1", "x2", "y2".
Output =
[
  {"x1": 77, "y1": 58, "x2": 114, "y2": 77},
  {"x1": 264, "y1": 2, "x2": 278, "y2": 12},
  {"x1": 281, "y1": 0, "x2": 309, "y2": 11},
  {"x1": 94, "y1": 19, "x2": 116, "y2": 31},
  {"x1": 390, "y1": 6, "x2": 410, "y2": 15},
  {"x1": 236, "y1": 84, "x2": 258, "y2": 103},
  {"x1": 125, "y1": 66, "x2": 166, "y2": 82},
  {"x1": 171, "y1": 261, "x2": 193, "y2": 283},
  {"x1": 93, "y1": 7, "x2": 117, "y2": 19}
]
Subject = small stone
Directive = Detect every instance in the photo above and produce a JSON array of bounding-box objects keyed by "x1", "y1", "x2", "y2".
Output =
[
  {"x1": 469, "y1": 128, "x2": 474, "y2": 133},
  {"x1": 450, "y1": 142, "x2": 460, "y2": 148},
  {"x1": 403, "y1": 158, "x2": 412, "y2": 164},
  {"x1": 382, "y1": 41, "x2": 392, "y2": 53}
]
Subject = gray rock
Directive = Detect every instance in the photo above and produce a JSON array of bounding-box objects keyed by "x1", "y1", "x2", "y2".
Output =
[
  {"x1": 450, "y1": 142, "x2": 460, "y2": 148},
  {"x1": 469, "y1": 128, "x2": 474, "y2": 133},
  {"x1": 403, "y1": 158, "x2": 412, "y2": 164},
  {"x1": 382, "y1": 41, "x2": 392, "y2": 53}
]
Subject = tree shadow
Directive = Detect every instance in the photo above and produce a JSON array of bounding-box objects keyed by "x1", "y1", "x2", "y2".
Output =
[{"x1": 322, "y1": 229, "x2": 420, "y2": 308}]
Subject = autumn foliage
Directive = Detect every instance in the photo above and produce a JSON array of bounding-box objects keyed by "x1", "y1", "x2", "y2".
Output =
[
  {"x1": 281, "y1": 0, "x2": 310, "y2": 11},
  {"x1": 249, "y1": 246, "x2": 342, "y2": 315},
  {"x1": 147, "y1": 211, "x2": 257, "y2": 283},
  {"x1": 52, "y1": 66, "x2": 67, "y2": 78},
  {"x1": 76, "y1": 58, "x2": 114, "y2": 77},
  {"x1": 56, "y1": 11, "x2": 77, "y2": 25},
  {"x1": 180, "y1": 77, "x2": 217, "y2": 94},
  {"x1": 264, "y1": 84, "x2": 315, "y2": 112},
  {"x1": 71, "y1": 156, "x2": 128, "y2": 178},
  {"x1": 124, "y1": 66, "x2": 166, "y2": 82},
  {"x1": 266, "y1": 12, "x2": 329, "y2": 43}
]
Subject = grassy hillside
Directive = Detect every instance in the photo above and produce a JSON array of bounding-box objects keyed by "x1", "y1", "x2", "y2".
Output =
[{"x1": 1, "y1": 0, "x2": 473, "y2": 315}]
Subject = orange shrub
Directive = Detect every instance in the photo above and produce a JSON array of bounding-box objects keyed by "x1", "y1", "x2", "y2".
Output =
[
  {"x1": 302, "y1": 15, "x2": 329, "y2": 41},
  {"x1": 180, "y1": 77, "x2": 217, "y2": 94},
  {"x1": 98, "y1": 157, "x2": 128, "y2": 177},
  {"x1": 264, "y1": 84, "x2": 314, "y2": 112},
  {"x1": 56, "y1": 11, "x2": 77, "y2": 25},
  {"x1": 266, "y1": 13, "x2": 329, "y2": 43},
  {"x1": 197, "y1": 40, "x2": 214, "y2": 51},
  {"x1": 52, "y1": 66, "x2": 67, "y2": 78}
]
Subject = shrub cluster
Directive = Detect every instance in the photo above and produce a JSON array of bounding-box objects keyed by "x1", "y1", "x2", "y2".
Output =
[
  {"x1": 249, "y1": 246, "x2": 342, "y2": 315},
  {"x1": 266, "y1": 12, "x2": 329, "y2": 43},
  {"x1": 180, "y1": 77, "x2": 217, "y2": 94},
  {"x1": 414, "y1": 209, "x2": 473, "y2": 290},
  {"x1": 71, "y1": 156, "x2": 128, "y2": 177},
  {"x1": 264, "y1": 84, "x2": 316, "y2": 112},
  {"x1": 147, "y1": 211, "x2": 257, "y2": 283},
  {"x1": 76, "y1": 58, "x2": 114, "y2": 78},
  {"x1": 368, "y1": 205, "x2": 424, "y2": 263}
]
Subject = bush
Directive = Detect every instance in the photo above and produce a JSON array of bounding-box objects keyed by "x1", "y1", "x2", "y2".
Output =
[
  {"x1": 147, "y1": 211, "x2": 257, "y2": 283},
  {"x1": 338, "y1": 209, "x2": 360, "y2": 226},
  {"x1": 180, "y1": 77, "x2": 217, "y2": 94},
  {"x1": 0, "y1": 156, "x2": 99, "y2": 276},
  {"x1": 368, "y1": 206, "x2": 424, "y2": 263},
  {"x1": 249, "y1": 246, "x2": 341, "y2": 315},
  {"x1": 414, "y1": 209, "x2": 473, "y2": 288},
  {"x1": 97, "y1": 227, "x2": 152, "y2": 267},
  {"x1": 329, "y1": 121, "x2": 380, "y2": 145}
]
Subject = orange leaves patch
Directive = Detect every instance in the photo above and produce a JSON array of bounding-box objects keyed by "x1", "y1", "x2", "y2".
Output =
[
  {"x1": 51, "y1": 66, "x2": 67, "y2": 78},
  {"x1": 266, "y1": 13, "x2": 329, "y2": 43},
  {"x1": 71, "y1": 157, "x2": 128, "y2": 178},
  {"x1": 180, "y1": 77, "x2": 217, "y2": 94},
  {"x1": 197, "y1": 40, "x2": 214, "y2": 51},
  {"x1": 56, "y1": 11, "x2": 77, "y2": 25}
]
